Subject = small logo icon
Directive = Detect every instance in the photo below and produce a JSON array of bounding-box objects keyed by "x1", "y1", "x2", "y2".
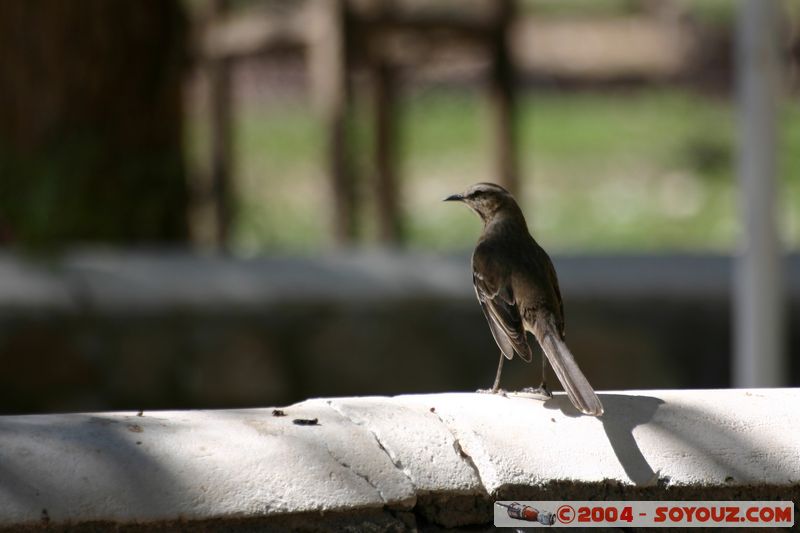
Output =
[
  {"x1": 496, "y1": 502, "x2": 556, "y2": 525},
  {"x1": 557, "y1": 504, "x2": 576, "y2": 524}
]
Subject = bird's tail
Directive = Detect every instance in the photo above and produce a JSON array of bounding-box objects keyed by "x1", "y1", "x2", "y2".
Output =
[{"x1": 532, "y1": 318, "x2": 604, "y2": 416}]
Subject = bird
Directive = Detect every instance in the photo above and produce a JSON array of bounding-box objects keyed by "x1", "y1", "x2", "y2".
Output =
[{"x1": 444, "y1": 182, "x2": 604, "y2": 416}]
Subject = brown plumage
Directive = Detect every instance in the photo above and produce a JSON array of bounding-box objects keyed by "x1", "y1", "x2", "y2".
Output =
[{"x1": 444, "y1": 182, "x2": 604, "y2": 416}]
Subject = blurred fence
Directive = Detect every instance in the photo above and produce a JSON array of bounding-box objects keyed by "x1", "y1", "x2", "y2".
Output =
[
  {"x1": 197, "y1": 0, "x2": 519, "y2": 246},
  {"x1": 191, "y1": 0, "x2": 745, "y2": 248}
]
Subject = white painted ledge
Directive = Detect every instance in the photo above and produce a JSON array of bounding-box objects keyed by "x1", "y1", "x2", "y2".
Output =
[{"x1": 1, "y1": 389, "x2": 798, "y2": 531}]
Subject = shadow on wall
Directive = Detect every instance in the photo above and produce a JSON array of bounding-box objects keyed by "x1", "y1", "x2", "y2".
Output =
[
  {"x1": 0, "y1": 414, "x2": 187, "y2": 518},
  {"x1": 0, "y1": 405, "x2": 410, "y2": 529},
  {"x1": 545, "y1": 393, "x2": 789, "y2": 488}
]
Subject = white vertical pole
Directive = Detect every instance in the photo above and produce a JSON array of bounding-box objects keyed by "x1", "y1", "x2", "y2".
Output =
[{"x1": 734, "y1": 0, "x2": 784, "y2": 387}]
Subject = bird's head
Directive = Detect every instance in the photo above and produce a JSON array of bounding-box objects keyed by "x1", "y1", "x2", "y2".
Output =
[{"x1": 443, "y1": 182, "x2": 517, "y2": 222}]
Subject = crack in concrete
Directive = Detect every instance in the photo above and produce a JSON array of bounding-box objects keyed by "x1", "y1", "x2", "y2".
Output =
[
  {"x1": 325, "y1": 399, "x2": 492, "y2": 499},
  {"x1": 321, "y1": 442, "x2": 388, "y2": 503},
  {"x1": 326, "y1": 401, "x2": 417, "y2": 491},
  {"x1": 427, "y1": 409, "x2": 490, "y2": 496}
]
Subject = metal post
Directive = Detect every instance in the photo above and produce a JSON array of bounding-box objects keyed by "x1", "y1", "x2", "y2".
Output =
[
  {"x1": 370, "y1": 61, "x2": 402, "y2": 244},
  {"x1": 488, "y1": 0, "x2": 518, "y2": 195},
  {"x1": 309, "y1": 0, "x2": 357, "y2": 244},
  {"x1": 733, "y1": 0, "x2": 784, "y2": 387},
  {"x1": 208, "y1": 0, "x2": 234, "y2": 248}
]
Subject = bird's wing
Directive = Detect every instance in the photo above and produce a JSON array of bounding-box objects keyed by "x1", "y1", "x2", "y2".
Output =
[
  {"x1": 542, "y1": 253, "x2": 566, "y2": 338},
  {"x1": 472, "y1": 268, "x2": 533, "y2": 362}
]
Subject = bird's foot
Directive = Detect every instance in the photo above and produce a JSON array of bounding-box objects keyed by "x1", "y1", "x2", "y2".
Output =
[
  {"x1": 476, "y1": 388, "x2": 507, "y2": 397},
  {"x1": 515, "y1": 384, "x2": 552, "y2": 401}
]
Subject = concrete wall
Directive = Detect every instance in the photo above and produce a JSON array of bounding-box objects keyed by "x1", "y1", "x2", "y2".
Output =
[
  {"x1": 2, "y1": 250, "x2": 800, "y2": 414},
  {"x1": 0, "y1": 389, "x2": 797, "y2": 531}
]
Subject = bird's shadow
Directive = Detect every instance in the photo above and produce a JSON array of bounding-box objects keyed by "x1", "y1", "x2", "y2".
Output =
[{"x1": 544, "y1": 393, "x2": 664, "y2": 486}]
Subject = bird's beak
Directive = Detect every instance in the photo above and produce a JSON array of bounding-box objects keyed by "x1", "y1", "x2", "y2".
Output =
[{"x1": 442, "y1": 193, "x2": 464, "y2": 202}]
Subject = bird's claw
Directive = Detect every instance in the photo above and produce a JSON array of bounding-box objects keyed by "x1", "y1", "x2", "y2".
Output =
[
  {"x1": 517, "y1": 384, "x2": 552, "y2": 400},
  {"x1": 476, "y1": 388, "x2": 507, "y2": 397}
]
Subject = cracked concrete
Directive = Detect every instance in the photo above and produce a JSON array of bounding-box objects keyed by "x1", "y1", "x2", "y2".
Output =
[
  {"x1": 326, "y1": 400, "x2": 418, "y2": 493},
  {"x1": 326, "y1": 397, "x2": 483, "y2": 497},
  {"x1": 426, "y1": 404, "x2": 488, "y2": 492},
  {"x1": 321, "y1": 447, "x2": 387, "y2": 504},
  {"x1": 0, "y1": 389, "x2": 799, "y2": 531}
]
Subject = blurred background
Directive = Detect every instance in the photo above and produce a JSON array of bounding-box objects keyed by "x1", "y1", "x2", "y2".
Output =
[{"x1": 0, "y1": 0, "x2": 799, "y2": 414}]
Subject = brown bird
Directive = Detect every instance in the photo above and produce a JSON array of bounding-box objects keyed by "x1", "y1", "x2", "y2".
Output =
[{"x1": 444, "y1": 182, "x2": 604, "y2": 416}]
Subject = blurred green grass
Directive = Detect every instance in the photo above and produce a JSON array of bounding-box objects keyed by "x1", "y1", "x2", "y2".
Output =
[{"x1": 188, "y1": 88, "x2": 800, "y2": 253}]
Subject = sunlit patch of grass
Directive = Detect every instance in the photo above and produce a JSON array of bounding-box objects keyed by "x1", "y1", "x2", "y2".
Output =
[{"x1": 186, "y1": 88, "x2": 800, "y2": 253}]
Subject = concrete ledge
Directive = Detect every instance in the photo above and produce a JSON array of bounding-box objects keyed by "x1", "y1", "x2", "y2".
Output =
[{"x1": 1, "y1": 389, "x2": 799, "y2": 531}]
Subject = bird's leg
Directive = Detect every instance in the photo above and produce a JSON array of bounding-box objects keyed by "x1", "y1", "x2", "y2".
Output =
[
  {"x1": 492, "y1": 351, "x2": 505, "y2": 392},
  {"x1": 476, "y1": 352, "x2": 506, "y2": 395},
  {"x1": 521, "y1": 354, "x2": 552, "y2": 399},
  {"x1": 539, "y1": 354, "x2": 551, "y2": 397}
]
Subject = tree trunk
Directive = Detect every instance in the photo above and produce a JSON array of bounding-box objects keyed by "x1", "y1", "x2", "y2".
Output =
[{"x1": 0, "y1": 0, "x2": 189, "y2": 246}]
